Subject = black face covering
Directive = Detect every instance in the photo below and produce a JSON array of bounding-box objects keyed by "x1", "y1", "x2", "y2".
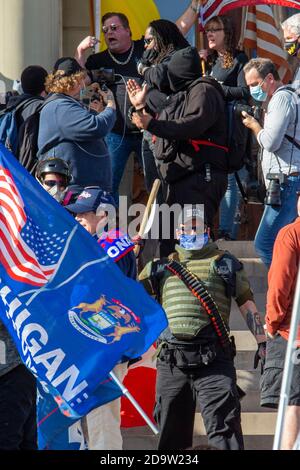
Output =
[
  {"x1": 167, "y1": 46, "x2": 202, "y2": 93},
  {"x1": 284, "y1": 38, "x2": 300, "y2": 57},
  {"x1": 141, "y1": 47, "x2": 159, "y2": 65}
]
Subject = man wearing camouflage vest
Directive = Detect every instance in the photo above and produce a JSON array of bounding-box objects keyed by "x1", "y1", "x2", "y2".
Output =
[{"x1": 139, "y1": 206, "x2": 266, "y2": 450}]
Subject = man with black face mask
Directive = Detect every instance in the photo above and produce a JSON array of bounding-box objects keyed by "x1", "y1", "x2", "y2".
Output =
[{"x1": 282, "y1": 13, "x2": 300, "y2": 86}]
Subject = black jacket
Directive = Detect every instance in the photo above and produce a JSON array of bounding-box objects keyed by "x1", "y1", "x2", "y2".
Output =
[
  {"x1": 6, "y1": 94, "x2": 44, "y2": 128},
  {"x1": 148, "y1": 77, "x2": 228, "y2": 183}
]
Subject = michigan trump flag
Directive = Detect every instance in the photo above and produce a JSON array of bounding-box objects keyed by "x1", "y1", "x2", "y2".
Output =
[{"x1": 0, "y1": 144, "x2": 167, "y2": 448}]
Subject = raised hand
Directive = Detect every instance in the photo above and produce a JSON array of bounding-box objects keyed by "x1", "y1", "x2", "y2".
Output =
[
  {"x1": 77, "y1": 35, "x2": 100, "y2": 53},
  {"x1": 127, "y1": 79, "x2": 148, "y2": 109}
]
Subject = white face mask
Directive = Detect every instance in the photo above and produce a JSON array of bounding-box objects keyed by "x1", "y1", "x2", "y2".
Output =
[
  {"x1": 47, "y1": 185, "x2": 67, "y2": 203},
  {"x1": 179, "y1": 233, "x2": 209, "y2": 250}
]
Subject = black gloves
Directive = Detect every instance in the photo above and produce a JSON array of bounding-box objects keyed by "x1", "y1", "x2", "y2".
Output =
[{"x1": 254, "y1": 342, "x2": 266, "y2": 373}]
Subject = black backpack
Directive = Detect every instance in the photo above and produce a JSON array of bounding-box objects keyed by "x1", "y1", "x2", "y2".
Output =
[
  {"x1": 0, "y1": 97, "x2": 37, "y2": 157},
  {"x1": 16, "y1": 95, "x2": 62, "y2": 175},
  {"x1": 225, "y1": 100, "x2": 250, "y2": 173}
]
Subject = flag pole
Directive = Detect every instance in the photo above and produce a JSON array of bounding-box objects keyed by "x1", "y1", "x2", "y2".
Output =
[
  {"x1": 109, "y1": 371, "x2": 159, "y2": 435},
  {"x1": 238, "y1": 7, "x2": 247, "y2": 50},
  {"x1": 273, "y1": 267, "x2": 300, "y2": 450},
  {"x1": 89, "y1": 0, "x2": 95, "y2": 36},
  {"x1": 198, "y1": 1, "x2": 206, "y2": 76},
  {"x1": 134, "y1": 179, "x2": 161, "y2": 257}
]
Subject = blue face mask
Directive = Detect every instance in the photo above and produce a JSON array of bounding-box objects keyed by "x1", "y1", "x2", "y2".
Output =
[
  {"x1": 179, "y1": 233, "x2": 209, "y2": 250},
  {"x1": 250, "y1": 84, "x2": 267, "y2": 102}
]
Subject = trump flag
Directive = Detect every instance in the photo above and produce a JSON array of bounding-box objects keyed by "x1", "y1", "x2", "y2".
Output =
[{"x1": 0, "y1": 143, "x2": 167, "y2": 448}]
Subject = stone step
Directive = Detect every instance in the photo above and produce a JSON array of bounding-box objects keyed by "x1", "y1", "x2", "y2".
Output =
[
  {"x1": 195, "y1": 411, "x2": 276, "y2": 436},
  {"x1": 122, "y1": 412, "x2": 277, "y2": 450},
  {"x1": 232, "y1": 330, "x2": 259, "y2": 350},
  {"x1": 238, "y1": 369, "x2": 260, "y2": 391},
  {"x1": 122, "y1": 432, "x2": 275, "y2": 450},
  {"x1": 216, "y1": 241, "x2": 258, "y2": 258},
  {"x1": 239, "y1": 258, "x2": 268, "y2": 278}
]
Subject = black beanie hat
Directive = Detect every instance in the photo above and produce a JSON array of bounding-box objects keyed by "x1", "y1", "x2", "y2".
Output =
[
  {"x1": 21, "y1": 65, "x2": 48, "y2": 95},
  {"x1": 168, "y1": 46, "x2": 202, "y2": 93},
  {"x1": 53, "y1": 57, "x2": 83, "y2": 77}
]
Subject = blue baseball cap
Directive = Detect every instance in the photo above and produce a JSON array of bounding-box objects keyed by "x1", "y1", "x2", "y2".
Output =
[{"x1": 65, "y1": 187, "x2": 116, "y2": 214}]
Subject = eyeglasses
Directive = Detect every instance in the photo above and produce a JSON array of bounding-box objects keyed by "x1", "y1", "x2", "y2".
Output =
[
  {"x1": 102, "y1": 24, "x2": 123, "y2": 34},
  {"x1": 144, "y1": 37, "x2": 154, "y2": 46},
  {"x1": 204, "y1": 28, "x2": 224, "y2": 34},
  {"x1": 43, "y1": 180, "x2": 66, "y2": 188}
]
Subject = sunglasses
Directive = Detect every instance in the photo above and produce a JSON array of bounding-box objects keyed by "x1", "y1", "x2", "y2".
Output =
[
  {"x1": 102, "y1": 24, "x2": 122, "y2": 34},
  {"x1": 204, "y1": 28, "x2": 224, "y2": 34},
  {"x1": 144, "y1": 37, "x2": 154, "y2": 46},
  {"x1": 43, "y1": 180, "x2": 66, "y2": 188}
]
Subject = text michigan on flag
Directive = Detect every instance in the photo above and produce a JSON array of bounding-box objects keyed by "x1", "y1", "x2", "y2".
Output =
[{"x1": 0, "y1": 143, "x2": 167, "y2": 448}]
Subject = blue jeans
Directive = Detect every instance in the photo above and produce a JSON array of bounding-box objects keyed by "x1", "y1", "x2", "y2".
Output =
[
  {"x1": 219, "y1": 167, "x2": 248, "y2": 240},
  {"x1": 255, "y1": 175, "x2": 300, "y2": 267},
  {"x1": 106, "y1": 132, "x2": 143, "y2": 203}
]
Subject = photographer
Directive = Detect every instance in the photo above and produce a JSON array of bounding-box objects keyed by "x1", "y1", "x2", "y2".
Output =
[
  {"x1": 37, "y1": 57, "x2": 116, "y2": 190},
  {"x1": 242, "y1": 58, "x2": 300, "y2": 268}
]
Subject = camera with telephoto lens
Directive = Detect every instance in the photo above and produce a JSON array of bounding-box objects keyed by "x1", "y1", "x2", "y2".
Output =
[
  {"x1": 89, "y1": 68, "x2": 115, "y2": 90},
  {"x1": 234, "y1": 103, "x2": 263, "y2": 121},
  {"x1": 264, "y1": 173, "x2": 288, "y2": 207}
]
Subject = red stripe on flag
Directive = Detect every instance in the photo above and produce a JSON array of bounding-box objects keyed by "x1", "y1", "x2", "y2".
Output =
[
  {"x1": 200, "y1": 1, "x2": 300, "y2": 25},
  {"x1": 243, "y1": 5, "x2": 292, "y2": 84},
  {"x1": 0, "y1": 166, "x2": 56, "y2": 286}
]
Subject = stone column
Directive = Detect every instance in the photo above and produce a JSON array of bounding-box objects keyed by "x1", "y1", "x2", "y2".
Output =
[{"x1": 0, "y1": 0, "x2": 62, "y2": 89}]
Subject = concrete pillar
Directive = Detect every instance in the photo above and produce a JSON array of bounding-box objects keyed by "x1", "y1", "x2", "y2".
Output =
[{"x1": 0, "y1": 0, "x2": 62, "y2": 89}]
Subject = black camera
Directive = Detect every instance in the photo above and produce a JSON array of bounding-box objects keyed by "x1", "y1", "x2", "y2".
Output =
[
  {"x1": 234, "y1": 103, "x2": 263, "y2": 121},
  {"x1": 264, "y1": 173, "x2": 287, "y2": 207},
  {"x1": 89, "y1": 68, "x2": 115, "y2": 89}
]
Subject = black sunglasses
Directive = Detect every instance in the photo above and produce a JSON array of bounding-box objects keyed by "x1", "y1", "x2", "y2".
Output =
[
  {"x1": 204, "y1": 28, "x2": 224, "y2": 34},
  {"x1": 144, "y1": 37, "x2": 154, "y2": 46},
  {"x1": 43, "y1": 180, "x2": 66, "y2": 188}
]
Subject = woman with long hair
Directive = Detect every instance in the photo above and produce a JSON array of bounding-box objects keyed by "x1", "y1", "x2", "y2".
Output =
[{"x1": 200, "y1": 15, "x2": 250, "y2": 240}]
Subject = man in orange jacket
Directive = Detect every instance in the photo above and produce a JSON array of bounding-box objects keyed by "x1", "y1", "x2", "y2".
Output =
[{"x1": 262, "y1": 191, "x2": 300, "y2": 449}]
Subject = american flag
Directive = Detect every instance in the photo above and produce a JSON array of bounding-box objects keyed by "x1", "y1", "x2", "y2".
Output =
[
  {"x1": 199, "y1": 1, "x2": 300, "y2": 26},
  {"x1": 243, "y1": 4, "x2": 292, "y2": 84},
  {"x1": 0, "y1": 166, "x2": 68, "y2": 286}
]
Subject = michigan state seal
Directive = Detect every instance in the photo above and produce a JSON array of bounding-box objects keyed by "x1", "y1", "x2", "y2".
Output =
[{"x1": 68, "y1": 295, "x2": 141, "y2": 344}]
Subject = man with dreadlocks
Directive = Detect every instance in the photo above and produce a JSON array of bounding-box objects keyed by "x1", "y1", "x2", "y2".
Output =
[{"x1": 136, "y1": 19, "x2": 190, "y2": 201}]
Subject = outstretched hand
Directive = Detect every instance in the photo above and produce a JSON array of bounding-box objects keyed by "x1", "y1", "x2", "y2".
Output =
[{"x1": 127, "y1": 79, "x2": 148, "y2": 108}]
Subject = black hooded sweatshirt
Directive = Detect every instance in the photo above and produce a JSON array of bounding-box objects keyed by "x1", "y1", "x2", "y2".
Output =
[{"x1": 147, "y1": 47, "x2": 228, "y2": 183}]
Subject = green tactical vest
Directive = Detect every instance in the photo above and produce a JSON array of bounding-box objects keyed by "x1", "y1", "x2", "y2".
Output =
[{"x1": 161, "y1": 245, "x2": 231, "y2": 341}]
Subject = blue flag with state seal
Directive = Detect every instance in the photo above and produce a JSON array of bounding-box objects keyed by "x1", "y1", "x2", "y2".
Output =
[{"x1": 0, "y1": 144, "x2": 167, "y2": 449}]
